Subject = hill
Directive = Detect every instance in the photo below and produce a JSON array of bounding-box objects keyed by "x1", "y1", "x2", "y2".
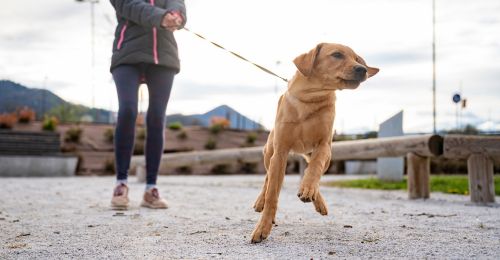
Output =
[
  {"x1": 0, "y1": 80, "x2": 264, "y2": 129},
  {"x1": 0, "y1": 80, "x2": 111, "y2": 123},
  {"x1": 166, "y1": 105, "x2": 263, "y2": 130}
]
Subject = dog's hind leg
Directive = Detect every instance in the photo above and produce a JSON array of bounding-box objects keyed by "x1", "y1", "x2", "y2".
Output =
[
  {"x1": 251, "y1": 149, "x2": 287, "y2": 243},
  {"x1": 297, "y1": 142, "x2": 330, "y2": 215},
  {"x1": 253, "y1": 132, "x2": 274, "y2": 213}
]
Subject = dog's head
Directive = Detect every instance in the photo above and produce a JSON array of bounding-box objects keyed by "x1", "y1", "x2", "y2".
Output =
[{"x1": 293, "y1": 43, "x2": 379, "y2": 90}]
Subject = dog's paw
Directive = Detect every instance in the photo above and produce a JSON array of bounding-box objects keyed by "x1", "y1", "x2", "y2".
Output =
[
  {"x1": 313, "y1": 192, "x2": 328, "y2": 215},
  {"x1": 297, "y1": 183, "x2": 320, "y2": 203},
  {"x1": 250, "y1": 218, "x2": 273, "y2": 243},
  {"x1": 253, "y1": 194, "x2": 265, "y2": 213}
]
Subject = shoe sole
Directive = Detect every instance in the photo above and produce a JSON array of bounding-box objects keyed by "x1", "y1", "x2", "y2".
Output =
[
  {"x1": 111, "y1": 203, "x2": 128, "y2": 210},
  {"x1": 140, "y1": 201, "x2": 167, "y2": 209}
]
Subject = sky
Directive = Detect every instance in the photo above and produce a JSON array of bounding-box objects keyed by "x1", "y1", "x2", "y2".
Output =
[{"x1": 1, "y1": 0, "x2": 499, "y2": 133}]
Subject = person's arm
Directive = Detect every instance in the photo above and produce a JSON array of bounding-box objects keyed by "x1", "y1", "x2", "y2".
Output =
[
  {"x1": 164, "y1": 0, "x2": 187, "y2": 29},
  {"x1": 110, "y1": 0, "x2": 167, "y2": 28}
]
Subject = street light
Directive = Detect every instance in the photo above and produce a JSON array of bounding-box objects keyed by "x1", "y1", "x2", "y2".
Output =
[
  {"x1": 432, "y1": 0, "x2": 437, "y2": 133},
  {"x1": 76, "y1": 0, "x2": 99, "y2": 122}
]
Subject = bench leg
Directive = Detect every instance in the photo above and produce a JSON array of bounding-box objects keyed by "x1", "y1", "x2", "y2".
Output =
[
  {"x1": 407, "y1": 152, "x2": 430, "y2": 199},
  {"x1": 467, "y1": 154, "x2": 495, "y2": 203}
]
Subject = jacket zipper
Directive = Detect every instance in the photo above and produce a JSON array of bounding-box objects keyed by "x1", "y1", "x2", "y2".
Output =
[
  {"x1": 150, "y1": 0, "x2": 159, "y2": 64},
  {"x1": 117, "y1": 21, "x2": 128, "y2": 50}
]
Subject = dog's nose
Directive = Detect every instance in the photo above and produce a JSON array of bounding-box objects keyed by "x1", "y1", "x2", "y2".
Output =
[{"x1": 354, "y1": 65, "x2": 367, "y2": 79}]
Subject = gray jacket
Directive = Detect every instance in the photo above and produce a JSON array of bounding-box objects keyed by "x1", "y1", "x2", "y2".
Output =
[{"x1": 110, "y1": 0, "x2": 187, "y2": 73}]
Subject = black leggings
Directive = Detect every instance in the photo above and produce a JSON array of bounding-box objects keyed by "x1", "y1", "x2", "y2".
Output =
[{"x1": 112, "y1": 64, "x2": 175, "y2": 185}]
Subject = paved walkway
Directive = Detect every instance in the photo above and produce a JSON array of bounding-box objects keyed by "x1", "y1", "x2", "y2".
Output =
[{"x1": 1, "y1": 175, "x2": 499, "y2": 259}]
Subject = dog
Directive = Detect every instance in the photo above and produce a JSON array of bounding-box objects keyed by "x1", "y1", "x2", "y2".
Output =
[{"x1": 251, "y1": 43, "x2": 379, "y2": 243}]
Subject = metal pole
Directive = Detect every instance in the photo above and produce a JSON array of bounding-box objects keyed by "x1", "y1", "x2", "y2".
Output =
[
  {"x1": 432, "y1": 0, "x2": 437, "y2": 133},
  {"x1": 90, "y1": 0, "x2": 97, "y2": 122}
]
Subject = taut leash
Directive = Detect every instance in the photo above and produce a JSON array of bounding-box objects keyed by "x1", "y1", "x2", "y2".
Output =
[{"x1": 183, "y1": 27, "x2": 288, "y2": 83}]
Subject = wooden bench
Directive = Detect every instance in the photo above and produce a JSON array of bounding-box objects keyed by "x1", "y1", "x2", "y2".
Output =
[
  {"x1": 0, "y1": 130, "x2": 60, "y2": 156},
  {"x1": 443, "y1": 135, "x2": 500, "y2": 203}
]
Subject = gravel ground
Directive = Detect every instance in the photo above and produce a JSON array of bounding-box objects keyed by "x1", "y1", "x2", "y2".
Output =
[{"x1": 0, "y1": 175, "x2": 499, "y2": 259}]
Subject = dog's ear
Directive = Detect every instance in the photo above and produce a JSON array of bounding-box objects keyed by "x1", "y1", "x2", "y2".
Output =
[
  {"x1": 367, "y1": 67, "x2": 379, "y2": 78},
  {"x1": 356, "y1": 54, "x2": 379, "y2": 78},
  {"x1": 293, "y1": 43, "x2": 323, "y2": 77}
]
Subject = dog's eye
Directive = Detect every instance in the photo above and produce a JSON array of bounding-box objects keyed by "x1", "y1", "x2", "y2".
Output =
[{"x1": 331, "y1": 52, "x2": 344, "y2": 59}]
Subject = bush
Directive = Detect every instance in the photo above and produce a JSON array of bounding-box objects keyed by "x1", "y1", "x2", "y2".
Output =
[
  {"x1": 133, "y1": 141, "x2": 145, "y2": 155},
  {"x1": 136, "y1": 127, "x2": 146, "y2": 140},
  {"x1": 210, "y1": 116, "x2": 230, "y2": 134},
  {"x1": 42, "y1": 116, "x2": 58, "y2": 131},
  {"x1": 0, "y1": 113, "x2": 17, "y2": 129},
  {"x1": 104, "y1": 128, "x2": 114, "y2": 144},
  {"x1": 104, "y1": 157, "x2": 115, "y2": 174},
  {"x1": 168, "y1": 121, "x2": 183, "y2": 131},
  {"x1": 246, "y1": 132, "x2": 257, "y2": 145},
  {"x1": 176, "y1": 165, "x2": 192, "y2": 174},
  {"x1": 176, "y1": 130, "x2": 188, "y2": 140},
  {"x1": 17, "y1": 107, "x2": 35, "y2": 124},
  {"x1": 240, "y1": 162, "x2": 258, "y2": 173},
  {"x1": 211, "y1": 164, "x2": 231, "y2": 174},
  {"x1": 204, "y1": 137, "x2": 217, "y2": 150},
  {"x1": 64, "y1": 127, "x2": 83, "y2": 143},
  {"x1": 210, "y1": 124, "x2": 223, "y2": 135}
]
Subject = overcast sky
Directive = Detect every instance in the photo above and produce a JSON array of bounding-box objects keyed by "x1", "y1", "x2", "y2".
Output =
[{"x1": 1, "y1": 0, "x2": 499, "y2": 133}]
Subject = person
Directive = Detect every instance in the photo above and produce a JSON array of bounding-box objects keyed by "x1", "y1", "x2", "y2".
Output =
[{"x1": 109, "y1": 0, "x2": 186, "y2": 209}]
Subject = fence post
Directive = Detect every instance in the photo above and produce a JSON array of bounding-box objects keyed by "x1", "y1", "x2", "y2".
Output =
[
  {"x1": 407, "y1": 152, "x2": 430, "y2": 199},
  {"x1": 467, "y1": 154, "x2": 495, "y2": 203}
]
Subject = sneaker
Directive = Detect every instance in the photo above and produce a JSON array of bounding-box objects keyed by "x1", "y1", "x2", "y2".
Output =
[
  {"x1": 141, "y1": 188, "x2": 168, "y2": 209},
  {"x1": 111, "y1": 183, "x2": 129, "y2": 209}
]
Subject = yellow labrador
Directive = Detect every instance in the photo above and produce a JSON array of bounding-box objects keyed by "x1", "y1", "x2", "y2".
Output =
[{"x1": 251, "y1": 43, "x2": 379, "y2": 243}]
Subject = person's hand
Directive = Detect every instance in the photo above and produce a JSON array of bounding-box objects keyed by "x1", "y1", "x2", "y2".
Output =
[{"x1": 161, "y1": 11, "x2": 183, "y2": 32}]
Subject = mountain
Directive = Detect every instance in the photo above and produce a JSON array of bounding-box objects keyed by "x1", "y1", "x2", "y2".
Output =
[
  {"x1": 0, "y1": 80, "x2": 112, "y2": 123},
  {"x1": 166, "y1": 105, "x2": 264, "y2": 130},
  {"x1": 0, "y1": 80, "x2": 264, "y2": 130}
]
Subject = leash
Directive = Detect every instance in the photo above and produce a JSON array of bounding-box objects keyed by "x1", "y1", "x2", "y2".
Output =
[{"x1": 183, "y1": 27, "x2": 288, "y2": 83}]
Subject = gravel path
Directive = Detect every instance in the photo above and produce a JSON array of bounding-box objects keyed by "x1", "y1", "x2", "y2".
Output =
[{"x1": 1, "y1": 175, "x2": 499, "y2": 259}]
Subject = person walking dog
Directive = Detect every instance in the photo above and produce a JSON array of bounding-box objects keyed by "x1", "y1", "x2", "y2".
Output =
[{"x1": 109, "y1": 0, "x2": 186, "y2": 209}]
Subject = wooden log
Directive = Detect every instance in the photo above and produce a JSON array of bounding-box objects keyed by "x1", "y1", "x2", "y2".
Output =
[
  {"x1": 407, "y1": 152, "x2": 430, "y2": 199},
  {"x1": 443, "y1": 135, "x2": 500, "y2": 162},
  {"x1": 130, "y1": 135, "x2": 443, "y2": 169},
  {"x1": 331, "y1": 134, "x2": 442, "y2": 160},
  {"x1": 131, "y1": 146, "x2": 263, "y2": 168},
  {"x1": 467, "y1": 154, "x2": 495, "y2": 203}
]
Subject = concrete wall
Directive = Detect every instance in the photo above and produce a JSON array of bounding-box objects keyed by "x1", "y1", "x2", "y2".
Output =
[{"x1": 0, "y1": 155, "x2": 78, "y2": 177}]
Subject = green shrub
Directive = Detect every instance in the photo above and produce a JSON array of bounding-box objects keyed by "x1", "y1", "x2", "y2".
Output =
[
  {"x1": 204, "y1": 137, "x2": 217, "y2": 150},
  {"x1": 176, "y1": 130, "x2": 188, "y2": 140},
  {"x1": 42, "y1": 116, "x2": 58, "y2": 131},
  {"x1": 136, "y1": 127, "x2": 146, "y2": 140},
  {"x1": 168, "y1": 121, "x2": 183, "y2": 131},
  {"x1": 211, "y1": 164, "x2": 231, "y2": 174},
  {"x1": 209, "y1": 124, "x2": 223, "y2": 135},
  {"x1": 104, "y1": 128, "x2": 114, "y2": 144},
  {"x1": 64, "y1": 127, "x2": 83, "y2": 143},
  {"x1": 240, "y1": 162, "x2": 258, "y2": 173},
  {"x1": 246, "y1": 132, "x2": 257, "y2": 145},
  {"x1": 104, "y1": 157, "x2": 115, "y2": 173},
  {"x1": 133, "y1": 141, "x2": 145, "y2": 155},
  {"x1": 176, "y1": 166, "x2": 192, "y2": 174}
]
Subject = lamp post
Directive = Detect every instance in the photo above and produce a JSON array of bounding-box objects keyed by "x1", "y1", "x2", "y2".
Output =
[
  {"x1": 76, "y1": 0, "x2": 99, "y2": 122},
  {"x1": 432, "y1": 0, "x2": 437, "y2": 133}
]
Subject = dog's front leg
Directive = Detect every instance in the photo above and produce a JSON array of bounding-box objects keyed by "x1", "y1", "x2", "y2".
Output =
[
  {"x1": 297, "y1": 143, "x2": 331, "y2": 215},
  {"x1": 251, "y1": 151, "x2": 287, "y2": 243}
]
